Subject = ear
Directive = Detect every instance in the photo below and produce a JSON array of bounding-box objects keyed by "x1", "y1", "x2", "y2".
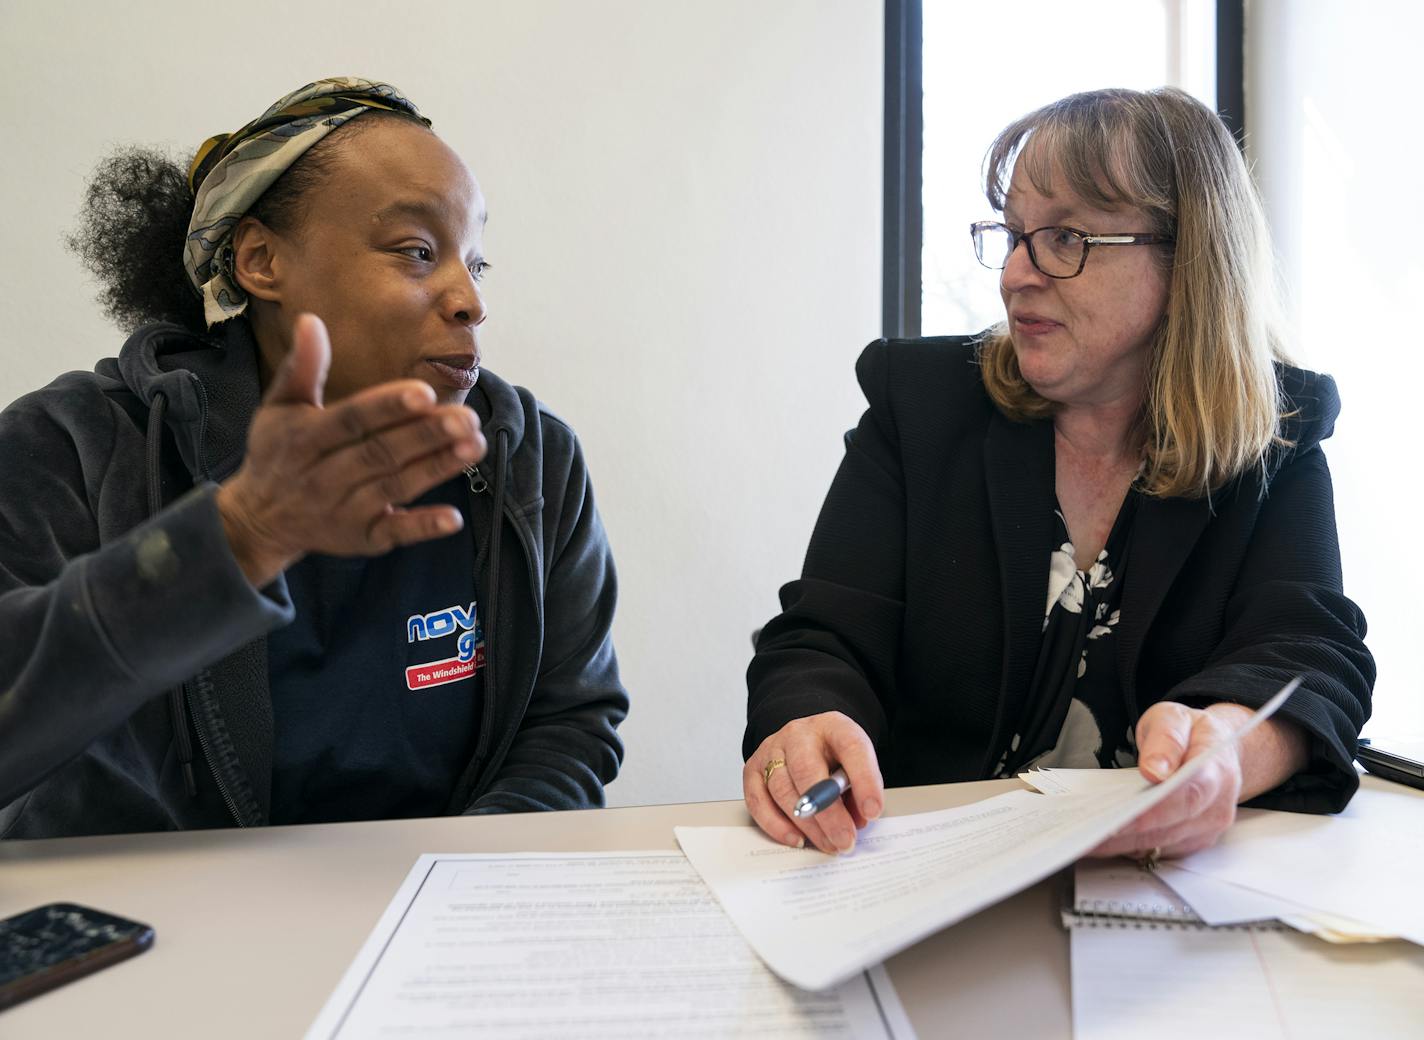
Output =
[{"x1": 230, "y1": 216, "x2": 285, "y2": 303}]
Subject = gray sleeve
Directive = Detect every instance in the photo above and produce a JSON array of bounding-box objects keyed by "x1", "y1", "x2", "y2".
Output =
[{"x1": 0, "y1": 402, "x2": 293, "y2": 806}]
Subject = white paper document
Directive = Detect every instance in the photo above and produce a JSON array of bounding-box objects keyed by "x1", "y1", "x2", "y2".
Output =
[
  {"x1": 676, "y1": 682, "x2": 1297, "y2": 991},
  {"x1": 1070, "y1": 925, "x2": 1424, "y2": 1039},
  {"x1": 1151, "y1": 861, "x2": 1295, "y2": 924},
  {"x1": 307, "y1": 851, "x2": 916, "y2": 1039},
  {"x1": 1019, "y1": 729, "x2": 1417, "y2": 942},
  {"x1": 1070, "y1": 859, "x2": 1199, "y2": 922},
  {"x1": 1017, "y1": 767, "x2": 1147, "y2": 798},
  {"x1": 1172, "y1": 800, "x2": 1424, "y2": 945}
]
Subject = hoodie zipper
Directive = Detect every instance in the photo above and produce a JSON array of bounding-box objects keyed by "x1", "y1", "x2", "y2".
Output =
[
  {"x1": 462, "y1": 445, "x2": 543, "y2": 802},
  {"x1": 189, "y1": 375, "x2": 213, "y2": 481},
  {"x1": 469, "y1": 489, "x2": 542, "y2": 790},
  {"x1": 185, "y1": 377, "x2": 247, "y2": 826},
  {"x1": 188, "y1": 670, "x2": 250, "y2": 827},
  {"x1": 452, "y1": 431, "x2": 536, "y2": 807}
]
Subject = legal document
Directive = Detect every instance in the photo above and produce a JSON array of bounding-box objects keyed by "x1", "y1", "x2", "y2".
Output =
[
  {"x1": 1017, "y1": 766, "x2": 1148, "y2": 798},
  {"x1": 1171, "y1": 793, "x2": 1424, "y2": 945},
  {"x1": 1070, "y1": 922, "x2": 1424, "y2": 1040},
  {"x1": 306, "y1": 852, "x2": 915, "y2": 1039},
  {"x1": 1154, "y1": 861, "x2": 1396, "y2": 941},
  {"x1": 677, "y1": 682, "x2": 1297, "y2": 991},
  {"x1": 1023, "y1": 755, "x2": 1406, "y2": 941}
]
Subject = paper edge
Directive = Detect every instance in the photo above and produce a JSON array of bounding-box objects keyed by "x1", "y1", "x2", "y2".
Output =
[
  {"x1": 678, "y1": 678, "x2": 1302, "y2": 990},
  {"x1": 303, "y1": 850, "x2": 684, "y2": 1038},
  {"x1": 304, "y1": 851, "x2": 439, "y2": 1039},
  {"x1": 866, "y1": 962, "x2": 919, "y2": 1040}
]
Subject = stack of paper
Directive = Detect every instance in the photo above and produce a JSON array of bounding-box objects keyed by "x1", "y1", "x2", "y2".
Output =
[
  {"x1": 1069, "y1": 919, "x2": 1424, "y2": 1040},
  {"x1": 1031, "y1": 767, "x2": 1424, "y2": 1038},
  {"x1": 676, "y1": 683, "x2": 1301, "y2": 990},
  {"x1": 307, "y1": 852, "x2": 916, "y2": 1039},
  {"x1": 1067, "y1": 858, "x2": 1201, "y2": 924},
  {"x1": 1022, "y1": 767, "x2": 1417, "y2": 943}
]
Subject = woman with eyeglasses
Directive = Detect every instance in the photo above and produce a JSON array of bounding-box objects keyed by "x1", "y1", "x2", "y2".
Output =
[{"x1": 742, "y1": 87, "x2": 1372, "y2": 859}]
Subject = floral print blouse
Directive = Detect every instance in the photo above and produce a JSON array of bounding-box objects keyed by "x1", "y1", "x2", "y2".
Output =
[{"x1": 994, "y1": 492, "x2": 1141, "y2": 777}]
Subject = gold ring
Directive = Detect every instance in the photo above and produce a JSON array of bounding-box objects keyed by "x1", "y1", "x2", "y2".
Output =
[
  {"x1": 762, "y1": 758, "x2": 787, "y2": 785},
  {"x1": 1140, "y1": 846, "x2": 1163, "y2": 871}
]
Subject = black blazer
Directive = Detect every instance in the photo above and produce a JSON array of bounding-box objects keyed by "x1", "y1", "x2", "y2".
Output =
[{"x1": 746, "y1": 337, "x2": 1373, "y2": 813}]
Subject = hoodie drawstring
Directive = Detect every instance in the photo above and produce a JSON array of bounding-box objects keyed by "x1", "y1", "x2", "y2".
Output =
[
  {"x1": 145, "y1": 392, "x2": 199, "y2": 798},
  {"x1": 483, "y1": 429, "x2": 509, "y2": 731}
]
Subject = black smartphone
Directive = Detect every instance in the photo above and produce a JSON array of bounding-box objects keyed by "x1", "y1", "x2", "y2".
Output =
[
  {"x1": 1357, "y1": 738, "x2": 1424, "y2": 791},
  {"x1": 0, "y1": 903, "x2": 154, "y2": 1011}
]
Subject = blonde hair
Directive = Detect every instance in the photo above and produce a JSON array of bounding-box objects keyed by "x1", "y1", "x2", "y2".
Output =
[{"x1": 978, "y1": 87, "x2": 1288, "y2": 499}]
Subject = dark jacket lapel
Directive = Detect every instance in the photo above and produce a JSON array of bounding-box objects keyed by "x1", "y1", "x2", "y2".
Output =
[
  {"x1": 982, "y1": 411, "x2": 1056, "y2": 770},
  {"x1": 1117, "y1": 493, "x2": 1212, "y2": 714}
]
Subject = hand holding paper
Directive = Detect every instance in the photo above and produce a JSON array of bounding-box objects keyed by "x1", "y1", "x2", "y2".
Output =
[
  {"x1": 681, "y1": 680, "x2": 1301, "y2": 991},
  {"x1": 1093, "y1": 689, "x2": 1311, "y2": 860}
]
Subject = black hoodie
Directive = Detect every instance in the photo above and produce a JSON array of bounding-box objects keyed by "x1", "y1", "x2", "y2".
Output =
[{"x1": 0, "y1": 318, "x2": 626, "y2": 838}]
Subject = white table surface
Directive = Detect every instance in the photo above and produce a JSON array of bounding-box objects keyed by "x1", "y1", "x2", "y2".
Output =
[
  {"x1": 11, "y1": 773, "x2": 1416, "y2": 1038},
  {"x1": 0, "y1": 777, "x2": 1076, "y2": 1038}
]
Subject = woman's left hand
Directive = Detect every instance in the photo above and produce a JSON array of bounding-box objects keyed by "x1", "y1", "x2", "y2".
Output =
[{"x1": 1090, "y1": 701, "x2": 1308, "y2": 861}]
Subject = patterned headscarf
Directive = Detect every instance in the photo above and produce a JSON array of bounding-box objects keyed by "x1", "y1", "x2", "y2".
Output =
[{"x1": 184, "y1": 77, "x2": 431, "y2": 327}]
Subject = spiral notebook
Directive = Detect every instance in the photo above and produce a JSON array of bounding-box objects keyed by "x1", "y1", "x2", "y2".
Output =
[
  {"x1": 1063, "y1": 859, "x2": 1208, "y2": 928},
  {"x1": 1066, "y1": 862, "x2": 1424, "y2": 1039}
]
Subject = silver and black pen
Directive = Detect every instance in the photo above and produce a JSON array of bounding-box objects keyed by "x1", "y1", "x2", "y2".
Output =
[{"x1": 792, "y1": 768, "x2": 850, "y2": 818}]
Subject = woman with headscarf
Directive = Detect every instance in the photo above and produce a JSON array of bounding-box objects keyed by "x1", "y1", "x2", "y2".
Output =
[
  {"x1": 0, "y1": 78, "x2": 627, "y2": 837},
  {"x1": 742, "y1": 88, "x2": 1373, "y2": 860}
]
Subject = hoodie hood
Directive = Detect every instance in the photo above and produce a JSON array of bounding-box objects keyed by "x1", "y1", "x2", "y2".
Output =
[
  {"x1": 99, "y1": 319, "x2": 260, "y2": 483},
  {"x1": 1278, "y1": 363, "x2": 1340, "y2": 451},
  {"x1": 99, "y1": 318, "x2": 530, "y2": 486},
  {"x1": 1271, "y1": 363, "x2": 1341, "y2": 481},
  {"x1": 465, "y1": 366, "x2": 527, "y2": 466}
]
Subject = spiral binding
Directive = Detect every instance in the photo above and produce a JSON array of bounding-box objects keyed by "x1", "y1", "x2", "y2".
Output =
[
  {"x1": 1081, "y1": 897, "x2": 1197, "y2": 921},
  {"x1": 1061, "y1": 905, "x2": 1285, "y2": 933}
]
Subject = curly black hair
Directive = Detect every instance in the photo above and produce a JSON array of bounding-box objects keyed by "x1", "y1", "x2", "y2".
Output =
[
  {"x1": 66, "y1": 146, "x2": 204, "y2": 332},
  {"x1": 67, "y1": 110, "x2": 428, "y2": 334}
]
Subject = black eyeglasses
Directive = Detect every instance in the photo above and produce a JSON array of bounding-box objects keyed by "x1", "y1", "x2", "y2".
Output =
[{"x1": 969, "y1": 220, "x2": 1174, "y2": 279}]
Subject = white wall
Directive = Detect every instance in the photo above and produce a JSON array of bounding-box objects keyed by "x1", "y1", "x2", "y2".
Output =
[
  {"x1": 1246, "y1": 0, "x2": 1424, "y2": 739},
  {"x1": 0, "y1": 1, "x2": 883, "y2": 806}
]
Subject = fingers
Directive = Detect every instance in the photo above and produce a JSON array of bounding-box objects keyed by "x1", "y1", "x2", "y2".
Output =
[
  {"x1": 1089, "y1": 827, "x2": 1226, "y2": 862},
  {"x1": 299, "y1": 380, "x2": 441, "y2": 457},
  {"x1": 266, "y1": 313, "x2": 333, "y2": 408},
  {"x1": 315, "y1": 408, "x2": 485, "y2": 505},
  {"x1": 781, "y1": 748, "x2": 848, "y2": 854},
  {"x1": 364, "y1": 503, "x2": 466, "y2": 554},
  {"x1": 262, "y1": 314, "x2": 448, "y2": 461},
  {"x1": 740, "y1": 713, "x2": 881, "y2": 856},
  {"x1": 782, "y1": 716, "x2": 883, "y2": 852},
  {"x1": 742, "y1": 751, "x2": 806, "y2": 850},
  {"x1": 1119, "y1": 765, "x2": 1234, "y2": 850},
  {"x1": 1091, "y1": 707, "x2": 1243, "y2": 860},
  {"x1": 344, "y1": 446, "x2": 479, "y2": 522},
  {"x1": 1089, "y1": 790, "x2": 1233, "y2": 860},
  {"x1": 225, "y1": 314, "x2": 493, "y2": 582},
  {"x1": 1135, "y1": 702, "x2": 1195, "y2": 782},
  {"x1": 823, "y1": 718, "x2": 885, "y2": 822}
]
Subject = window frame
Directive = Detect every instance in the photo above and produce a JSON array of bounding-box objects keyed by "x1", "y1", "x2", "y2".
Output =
[{"x1": 883, "y1": 0, "x2": 1246, "y2": 339}]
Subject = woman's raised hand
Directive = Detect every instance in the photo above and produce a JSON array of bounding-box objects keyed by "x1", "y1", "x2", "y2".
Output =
[{"x1": 216, "y1": 313, "x2": 486, "y2": 588}]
